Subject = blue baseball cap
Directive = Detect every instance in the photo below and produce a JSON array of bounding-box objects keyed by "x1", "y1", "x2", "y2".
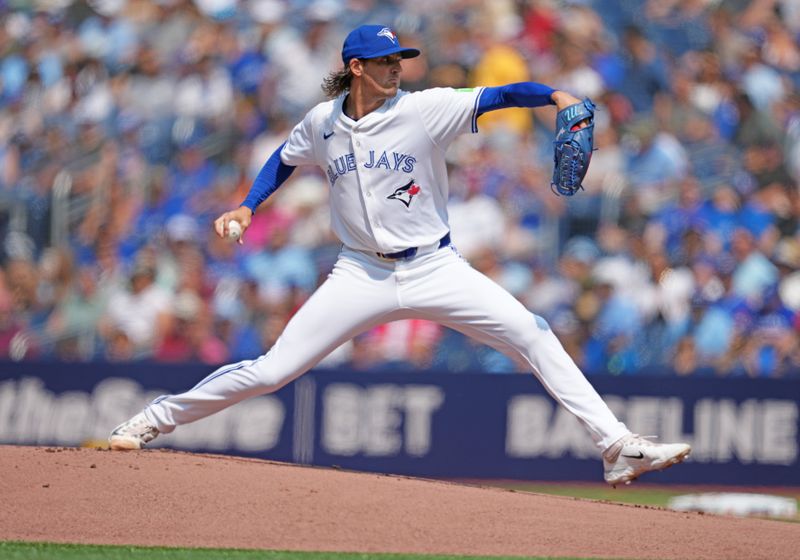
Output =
[{"x1": 341, "y1": 25, "x2": 421, "y2": 65}]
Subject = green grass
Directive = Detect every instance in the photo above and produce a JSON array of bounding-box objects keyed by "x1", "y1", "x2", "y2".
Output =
[
  {"x1": 0, "y1": 542, "x2": 617, "y2": 560},
  {"x1": 500, "y1": 483, "x2": 800, "y2": 507},
  {"x1": 501, "y1": 483, "x2": 688, "y2": 507},
  {"x1": 491, "y1": 483, "x2": 800, "y2": 522}
]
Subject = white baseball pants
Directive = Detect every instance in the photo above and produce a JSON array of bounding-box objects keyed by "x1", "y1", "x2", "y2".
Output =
[{"x1": 144, "y1": 244, "x2": 630, "y2": 451}]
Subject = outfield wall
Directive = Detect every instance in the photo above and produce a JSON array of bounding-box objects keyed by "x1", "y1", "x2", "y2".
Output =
[{"x1": 1, "y1": 362, "x2": 798, "y2": 485}]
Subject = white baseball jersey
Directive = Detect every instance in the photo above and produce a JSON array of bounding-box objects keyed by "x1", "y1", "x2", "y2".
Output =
[{"x1": 280, "y1": 87, "x2": 485, "y2": 253}]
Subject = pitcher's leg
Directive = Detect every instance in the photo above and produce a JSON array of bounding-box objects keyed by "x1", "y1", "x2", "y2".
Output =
[
  {"x1": 407, "y1": 252, "x2": 629, "y2": 450},
  {"x1": 143, "y1": 254, "x2": 402, "y2": 433},
  {"x1": 451, "y1": 317, "x2": 628, "y2": 450}
]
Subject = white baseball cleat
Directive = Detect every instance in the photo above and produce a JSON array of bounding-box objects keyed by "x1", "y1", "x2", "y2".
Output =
[
  {"x1": 109, "y1": 411, "x2": 160, "y2": 450},
  {"x1": 603, "y1": 434, "x2": 691, "y2": 486}
]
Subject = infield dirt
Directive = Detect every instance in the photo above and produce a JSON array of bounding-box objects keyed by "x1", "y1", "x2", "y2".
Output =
[{"x1": 0, "y1": 445, "x2": 796, "y2": 559}]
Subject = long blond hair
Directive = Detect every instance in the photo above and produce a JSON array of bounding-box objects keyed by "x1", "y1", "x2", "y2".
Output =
[{"x1": 321, "y1": 65, "x2": 354, "y2": 98}]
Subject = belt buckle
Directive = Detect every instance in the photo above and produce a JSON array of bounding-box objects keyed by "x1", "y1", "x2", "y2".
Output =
[{"x1": 377, "y1": 247, "x2": 417, "y2": 260}]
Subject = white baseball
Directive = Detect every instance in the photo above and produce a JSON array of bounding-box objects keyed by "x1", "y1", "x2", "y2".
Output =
[{"x1": 227, "y1": 220, "x2": 242, "y2": 241}]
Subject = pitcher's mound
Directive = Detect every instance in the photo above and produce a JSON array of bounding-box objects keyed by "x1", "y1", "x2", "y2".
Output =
[{"x1": 0, "y1": 445, "x2": 794, "y2": 559}]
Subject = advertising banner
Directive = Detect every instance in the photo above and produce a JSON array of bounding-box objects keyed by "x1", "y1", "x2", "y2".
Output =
[{"x1": 1, "y1": 362, "x2": 797, "y2": 485}]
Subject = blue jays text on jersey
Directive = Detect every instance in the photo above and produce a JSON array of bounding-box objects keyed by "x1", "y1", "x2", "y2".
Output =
[{"x1": 326, "y1": 150, "x2": 417, "y2": 186}]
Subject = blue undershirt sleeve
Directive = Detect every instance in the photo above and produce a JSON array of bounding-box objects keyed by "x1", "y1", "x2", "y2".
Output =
[
  {"x1": 240, "y1": 142, "x2": 296, "y2": 213},
  {"x1": 477, "y1": 82, "x2": 557, "y2": 116}
]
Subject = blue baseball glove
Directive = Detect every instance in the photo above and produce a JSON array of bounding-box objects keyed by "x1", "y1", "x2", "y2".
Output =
[{"x1": 551, "y1": 98, "x2": 596, "y2": 196}]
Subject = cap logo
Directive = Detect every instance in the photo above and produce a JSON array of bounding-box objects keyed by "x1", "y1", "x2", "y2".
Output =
[{"x1": 377, "y1": 27, "x2": 397, "y2": 43}]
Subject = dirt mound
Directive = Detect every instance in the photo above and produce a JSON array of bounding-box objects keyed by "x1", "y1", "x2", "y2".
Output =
[{"x1": 0, "y1": 445, "x2": 795, "y2": 559}]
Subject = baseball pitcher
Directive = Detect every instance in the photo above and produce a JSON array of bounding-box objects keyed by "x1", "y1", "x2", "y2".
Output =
[{"x1": 110, "y1": 25, "x2": 690, "y2": 486}]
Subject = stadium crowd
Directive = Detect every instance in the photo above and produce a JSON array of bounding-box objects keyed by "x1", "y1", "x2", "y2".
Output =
[{"x1": 1, "y1": 0, "x2": 799, "y2": 378}]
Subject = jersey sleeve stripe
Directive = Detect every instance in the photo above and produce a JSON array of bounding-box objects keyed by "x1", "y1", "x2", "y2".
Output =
[{"x1": 471, "y1": 87, "x2": 484, "y2": 134}]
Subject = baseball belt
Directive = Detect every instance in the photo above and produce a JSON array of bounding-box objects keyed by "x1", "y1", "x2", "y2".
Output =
[{"x1": 376, "y1": 232, "x2": 451, "y2": 260}]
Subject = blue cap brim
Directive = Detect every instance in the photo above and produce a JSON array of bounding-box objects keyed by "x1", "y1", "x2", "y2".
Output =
[
  {"x1": 371, "y1": 46, "x2": 421, "y2": 59},
  {"x1": 344, "y1": 46, "x2": 420, "y2": 64}
]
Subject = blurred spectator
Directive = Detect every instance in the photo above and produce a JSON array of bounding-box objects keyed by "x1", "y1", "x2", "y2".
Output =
[
  {"x1": 623, "y1": 117, "x2": 689, "y2": 212},
  {"x1": 469, "y1": 22, "x2": 532, "y2": 136},
  {"x1": 583, "y1": 257, "x2": 645, "y2": 374},
  {"x1": 262, "y1": 1, "x2": 341, "y2": 121},
  {"x1": 698, "y1": 185, "x2": 741, "y2": 252},
  {"x1": 0, "y1": 279, "x2": 26, "y2": 360},
  {"x1": 447, "y1": 165, "x2": 507, "y2": 260},
  {"x1": 44, "y1": 261, "x2": 105, "y2": 361},
  {"x1": 776, "y1": 238, "x2": 800, "y2": 312},
  {"x1": 732, "y1": 90, "x2": 783, "y2": 148},
  {"x1": 739, "y1": 42, "x2": 787, "y2": 112},
  {"x1": 244, "y1": 227, "x2": 316, "y2": 307},
  {"x1": 155, "y1": 289, "x2": 228, "y2": 364},
  {"x1": 647, "y1": 177, "x2": 704, "y2": 259},
  {"x1": 739, "y1": 284, "x2": 798, "y2": 377},
  {"x1": 644, "y1": 0, "x2": 712, "y2": 58},
  {"x1": 364, "y1": 319, "x2": 443, "y2": 370},
  {"x1": 551, "y1": 38, "x2": 605, "y2": 101},
  {"x1": 618, "y1": 26, "x2": 671, "y2": 115},
  {"x1": 673, "y1": 335, "x2": 699, "y2": 376},
  {"x1": 730, "y1": 227, "x2": 778, "y2": 302},
  {"x1": 99, "y1": 255, "x2": 172, "y2": 358}
]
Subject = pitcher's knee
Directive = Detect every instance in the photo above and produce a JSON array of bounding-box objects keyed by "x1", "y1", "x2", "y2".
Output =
[
  {"x1": 533, "y1": 313, "x2": 551, "y2": 332},
  {"x1": 251, "y1": 357, "x2": 312, "y2": 393},
  {"x1": 503, "y1": 313, "x2": 550, "y2": 349},
  {"x1": 251, "y1": 368, "x2": 294, "y2": 393}
]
